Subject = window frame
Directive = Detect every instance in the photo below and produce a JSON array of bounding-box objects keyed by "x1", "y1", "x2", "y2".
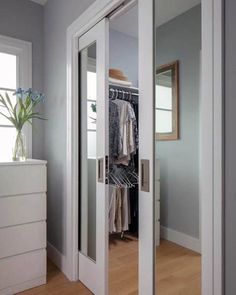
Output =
[
  {"x1": 0, "y1": 35, "x2": 32, "y2": 158},
  {"x1": 155, "y1": 60, "x2": 179, "y2": 141}
]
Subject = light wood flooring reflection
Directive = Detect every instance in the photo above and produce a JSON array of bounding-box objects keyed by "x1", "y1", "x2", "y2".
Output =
[
  {"x1": 109, "y1": 234, "x2": 139, "y2": 295},
  {"x1": 156, "y1": 240, "x2": 201, "y2": 295},
  {"x1": 19, "y1": 239, "x2": 201, "y2": 295}
]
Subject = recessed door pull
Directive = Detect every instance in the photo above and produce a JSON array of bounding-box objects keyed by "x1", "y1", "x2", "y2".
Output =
[
  {"x1": 98, "y1": 158, "x2": 104, "y2": 183},
  {"x1": 141, "y1": 159, "x2": 150, "y2": 192}
]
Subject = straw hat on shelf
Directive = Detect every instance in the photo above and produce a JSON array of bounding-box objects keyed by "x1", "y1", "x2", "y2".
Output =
[{"x1": 109, "y1": 68, "x2": 129, "y2": 82}]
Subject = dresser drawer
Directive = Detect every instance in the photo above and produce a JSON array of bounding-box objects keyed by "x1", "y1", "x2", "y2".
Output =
[
  {"x1": 0, "y1": 193, "x2": 46, "y2": 228},
  {"x1": 0, "y1": 164, "x2": 46, "y2": 197},
  {"x1": 0, "y1": 249, "x2": 46, "y2": 292},
  {"x1": 0, "y1": 222, "x2": 46, "y2": 259}
]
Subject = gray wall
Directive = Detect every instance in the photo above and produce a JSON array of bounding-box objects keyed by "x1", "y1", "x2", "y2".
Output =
[
  {"x1": 109, "y1": 29, "x2": 138, "y2": 87},
  {"x1": 156, "y1": 5, "x2": 201, "y2": 239},
  {"x1": 224, "y1": 0, "x2": 236, "y2": 294},
  {"x1": 43, "y1": 0, "x2": 95, "y2": 253},
  {"x1": 0, "y1": 0, "x2": 44, "y2": 159}
]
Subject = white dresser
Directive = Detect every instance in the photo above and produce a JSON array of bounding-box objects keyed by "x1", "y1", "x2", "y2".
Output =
[{"x1": 0, "y1": 160, "x2": 47, "y2": 295}]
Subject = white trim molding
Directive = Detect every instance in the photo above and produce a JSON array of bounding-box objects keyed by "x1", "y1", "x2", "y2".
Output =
[
  {"x1": 161, "y1": 226, "x2": 201, "y2": 253},
  {"x1": 47, "y1": 242, "x2": 67, "y2": 274},
  {"x1": 0, "y1": 35, "x2": 32, "y2": 158},
  {"x1": 201, "y1": 0, "x2": 223, "y2": 294}
]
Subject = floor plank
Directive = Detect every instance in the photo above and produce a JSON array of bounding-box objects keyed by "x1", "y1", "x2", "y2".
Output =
[{"x1": 19, "y1": 239, "x2": 201, "y2": 295}]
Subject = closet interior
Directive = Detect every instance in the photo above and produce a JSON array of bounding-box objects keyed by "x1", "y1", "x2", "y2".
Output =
[{"x1": 108, "y1": 84, "x2": 139, "y2": 237}]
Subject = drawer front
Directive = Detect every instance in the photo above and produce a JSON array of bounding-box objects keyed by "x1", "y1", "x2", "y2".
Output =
[
  {"x1": 0, "y1": 249, "x2": 46, "y2": 291},
  {"x1": 0, "y1": 164, "x2": 46, "y2": 197},
  {"x1": 0, "y1": 194, "x2": 46, "y2": 228},
  {"x1": 0, "y1": 222, "x2": 46, "y2": 259}
]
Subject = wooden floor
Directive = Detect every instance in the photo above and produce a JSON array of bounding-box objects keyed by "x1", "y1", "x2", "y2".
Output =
[
  {"x1": 19, "y1": 239, "x2": 201, "y2": 295},
  {"x1": 156, "y1": 240, "x2": 201, "y2": 295}
]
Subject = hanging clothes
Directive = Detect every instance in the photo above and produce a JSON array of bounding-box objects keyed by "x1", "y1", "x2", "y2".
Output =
[
  {"x1": 109, "y1": 101, "x2": 120, "y2": 162},
  {"x1": 109, "y1": 186, "x2": 130, "y2": 233},
  {"x1": 111, "y1": 99, "x2": 138, "y2": 166}
]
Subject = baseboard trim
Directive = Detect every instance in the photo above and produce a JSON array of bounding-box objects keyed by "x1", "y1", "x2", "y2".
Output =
[
  {"x1": 47, "y1": 242, "x2": 67, "y2": 275},
  {"x1": 160, "y1": 226, "x2": 201, "y2": 253}
]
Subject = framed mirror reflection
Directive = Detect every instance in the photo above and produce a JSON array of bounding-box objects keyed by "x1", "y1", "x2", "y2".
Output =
[{"x1": 155, "y1": 61, "x2": 179, "y2": 141}]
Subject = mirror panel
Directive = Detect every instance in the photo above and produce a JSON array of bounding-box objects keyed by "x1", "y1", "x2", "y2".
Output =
[
  {"x1": 155, "y1": 1, "x2": 202, "y2": 294},
  {"x1": 108, "y1": 4, "x2": 139, "y2": 294},
  {"x1": 79, "y1": 42, "x2": 97, "y2": 261}
]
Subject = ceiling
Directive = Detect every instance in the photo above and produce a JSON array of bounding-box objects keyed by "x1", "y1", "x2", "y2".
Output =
[
  {"x1": 29, "y1": 0, "x2": 47, "y2": 5},
  {"x1": 110, "y1": 0, "x2": 201, "y2": 38},
  {"x1": 29, "y1": 0, "x2": 200, "y2": 36}
]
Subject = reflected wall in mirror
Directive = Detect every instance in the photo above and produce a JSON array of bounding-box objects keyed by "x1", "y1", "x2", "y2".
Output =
[
  {"x1": 79, "y1": 42, "x2": 97, "y2": 261},
  {"x1": 155, "y1": 61, "x2": 179, "y2": 141},
  {"x1": 155, "y1": 1, "x2": 202, "y2": 294}
]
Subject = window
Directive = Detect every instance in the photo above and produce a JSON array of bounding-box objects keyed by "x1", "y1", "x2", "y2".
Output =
[
  {"x1": 86, "y1": 58, "x2": 97, "y2": 159},
  {"x1": 155, "y1": 61, "x2": 179, "y2": 141},
  {"x1": 0, "y1": 35, "x2": 32, "y2": 161},
  {"x1": 156, "y1": 84, "x2": 173, "y2": 133}
]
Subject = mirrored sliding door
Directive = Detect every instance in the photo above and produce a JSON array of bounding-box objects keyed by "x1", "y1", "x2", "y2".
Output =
[
  {"x1": 155, "y1": 0, "x2": 202, "y2": 293},
  {"x1": 78, "y1": 18, "x2": 109, "y2": 295}
]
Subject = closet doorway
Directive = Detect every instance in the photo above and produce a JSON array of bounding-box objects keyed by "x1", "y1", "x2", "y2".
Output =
[{"x1": 66, "y1": 0, "x2": 223, "y2": 294}]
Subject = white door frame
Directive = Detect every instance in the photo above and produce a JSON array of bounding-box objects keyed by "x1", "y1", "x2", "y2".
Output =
[
  {"x1": 66, "y1": 0, "x2": 223, "y2": 294},
  {"x1": 201, "y1": 0, "x2": 223, "y2": 294}
]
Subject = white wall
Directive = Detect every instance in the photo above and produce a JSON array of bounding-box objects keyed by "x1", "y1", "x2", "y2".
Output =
[
  {"x1": 43, "y1": 0, "x2": 95, "y2": 254},
  {"x1": 0, "y1": 0, "x2": 44, "y2": 159}
]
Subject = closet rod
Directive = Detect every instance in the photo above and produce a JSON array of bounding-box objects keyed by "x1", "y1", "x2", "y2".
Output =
[
  {"x1": 109, "y1": 83, "x2": 138, "y2": 92},
  {"x1": 109, "y1": 83, "x2": 139, "y2": 96},
  {"x1": 109, "y1": 88, "x2": 139, "y2": 97}
]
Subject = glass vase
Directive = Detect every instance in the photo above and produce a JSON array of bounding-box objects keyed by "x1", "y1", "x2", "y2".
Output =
[{"x1": 12, "y1": 130, "x2": 26, "y2": 161}]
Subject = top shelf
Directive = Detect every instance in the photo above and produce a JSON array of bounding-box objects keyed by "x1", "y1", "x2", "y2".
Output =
[{"x1": 109, "y1": 83, "x2": 139, "y2": 93}]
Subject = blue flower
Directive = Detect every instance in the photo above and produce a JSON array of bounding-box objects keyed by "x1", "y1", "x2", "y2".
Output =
[
  {"x1": 13, "y1": 87, "x2": 45, "y2": 103},
  {"x1": 13, "y1": 88, "x2": 24, "y2": 99},
  {"x1": 31, "y1": 92, "x2": 39, "y2": 102},
  {"x1": 24, "y1": 88, "x2": 33, "y2": 96},
  {"x1": 39, "y1": 93, "x2": 45, "y2": 102}
]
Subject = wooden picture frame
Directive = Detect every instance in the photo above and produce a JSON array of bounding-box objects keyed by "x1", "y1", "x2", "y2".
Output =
[{"x1": 155, "y1": 60, "x2": 179, "y2": 141}]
